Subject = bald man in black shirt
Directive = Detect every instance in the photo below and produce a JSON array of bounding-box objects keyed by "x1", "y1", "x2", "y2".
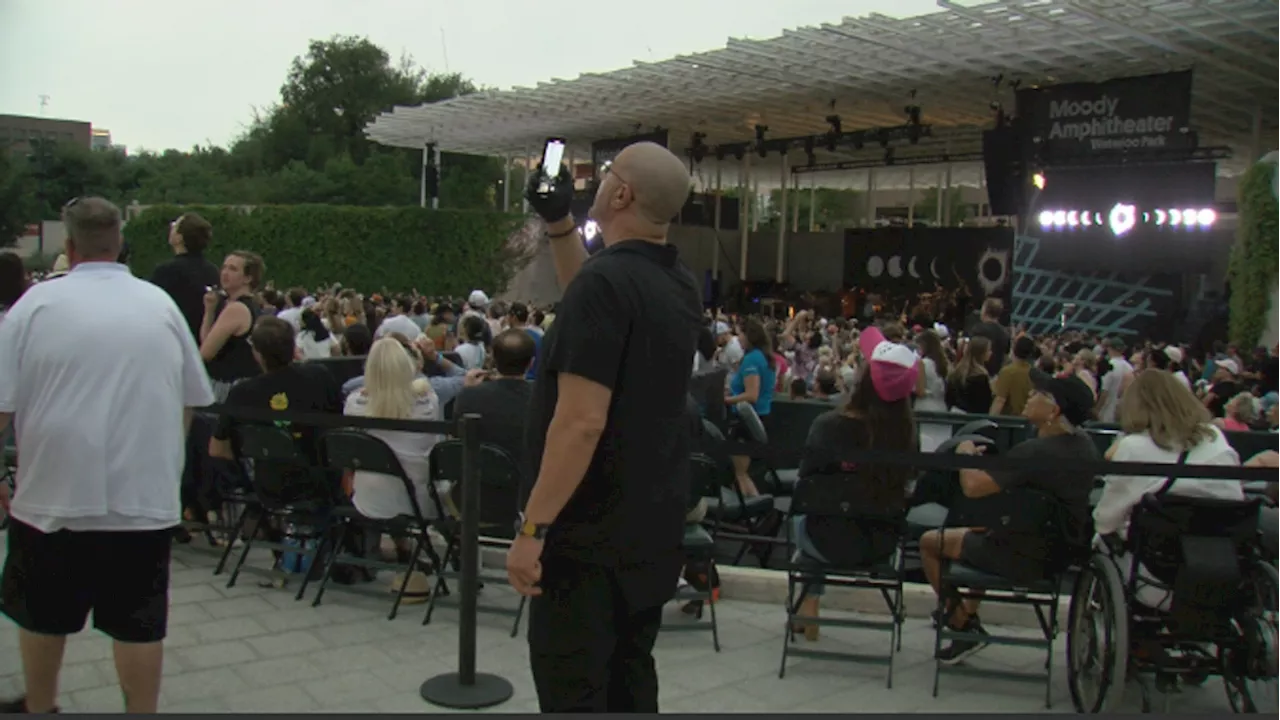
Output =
[{"x1": 512, "y1": 143, "x2": 701, "y2": 713}]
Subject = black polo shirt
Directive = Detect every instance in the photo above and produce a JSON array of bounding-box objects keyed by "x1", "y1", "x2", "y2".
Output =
[{"x1": 525, "y1": 239, "x2": 702, "y2": 567}]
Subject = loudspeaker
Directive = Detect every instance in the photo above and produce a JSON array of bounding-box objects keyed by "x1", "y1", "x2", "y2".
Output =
[{"x1": 982, "y1": 127, "x2": 1025, "y2": 217}]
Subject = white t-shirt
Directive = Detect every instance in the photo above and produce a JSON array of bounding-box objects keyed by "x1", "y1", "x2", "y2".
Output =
[
  {"x1": 0, "y1": 262, "x2": 215, "y2": 532},
  {"x1": 1172, "y1": 370, "x2": 1191, "y2": 391},
  {"x1": 296, "y1": 330, "x2": 337, "y2": 360},
  {"x1": 456, "y1": 342, "x2": 486, "y2": 370},
  {"x1": 1098, "y1": 356, "x2": 1134, "y2": 423},
  {"x1": 345, "y1": 385, "x2": 448, "y2": 520},
  {"x1": 277, "y1": 306, "x2": 303, "y2": 332},
  {"x1": 376, "y1": 314, "x2": 422, "y2": 341}
]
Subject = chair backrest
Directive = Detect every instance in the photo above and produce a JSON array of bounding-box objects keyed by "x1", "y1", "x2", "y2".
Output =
[
  {"x1": 429, "y1": 440, "x2": 523, "y2": 539},
  {"x1": 1131, "y1": 492, "x2": 1262, "y2": 584},
  {"x1": 322, "y1": 429, "x2": 438, "y2": 521},
  {"x1": 952, "y1": 418, "x2": 999, "y2": 438},
  {"x1": 932, "y1": 433, "x2": 996, "y2": 457},
  {"x1": 791, "y1": 474, "x2": 905, "y2": 526},
  {"x1": 688, "y1": 453, "x2": 720, "y2": 513},
  {"x1": 735, "y1": 401, "x2": 769, "y2": 444},
  {"x1": 307, "y1": 356, "x2": 366, "y2": 387},
  {"x1": 231, "y1": 423, "x2": 332, "y2": 508},
  {"x1": 689, "y1": 367, "x2": 729, "y2": 428}
]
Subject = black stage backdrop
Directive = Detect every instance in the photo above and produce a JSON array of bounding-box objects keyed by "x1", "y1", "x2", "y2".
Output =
[
  {"x1": 1015, "y1": 70, "x2": 1194, "y2": 163},
  {"x1": 843, "y1": 227, "x2": 1016, "y2": 299}
]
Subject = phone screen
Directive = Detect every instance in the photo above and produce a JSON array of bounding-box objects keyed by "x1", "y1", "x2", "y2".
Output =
[{"x1": 540, "y1": 138, "x2": 566, "y2": 185}]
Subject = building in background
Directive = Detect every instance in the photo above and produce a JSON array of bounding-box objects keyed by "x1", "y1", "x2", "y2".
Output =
[
  {"x1": 0, "y1": 114, "x2": 92, "y2": 156},
  {"x1": 91, "y1": 128, "x2": 111, "y2": 150}
]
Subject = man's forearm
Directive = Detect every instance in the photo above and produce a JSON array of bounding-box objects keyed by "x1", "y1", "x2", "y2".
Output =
[
  {"x1": 547, "y1": 217, "x2": 588, "y2": 290},
  {"x1": 523, "y1": 415, "x2": 604, "y2": 525}
]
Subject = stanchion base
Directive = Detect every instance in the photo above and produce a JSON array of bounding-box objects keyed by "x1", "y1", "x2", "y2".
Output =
[{"x1": 420, "y1": 672, "x2": 514, "y2": 710}]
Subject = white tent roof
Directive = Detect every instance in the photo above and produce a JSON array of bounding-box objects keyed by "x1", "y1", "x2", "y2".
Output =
[{"x1": 366, "y1": 0, "x2": 1277, "y2": 177}]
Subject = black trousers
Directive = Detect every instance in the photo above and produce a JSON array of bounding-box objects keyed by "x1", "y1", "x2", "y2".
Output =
[{"x1": 527, "y1": 552, "x2": 680, "y2": 713}]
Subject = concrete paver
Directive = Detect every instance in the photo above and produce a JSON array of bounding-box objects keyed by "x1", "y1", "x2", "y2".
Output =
[{"x1": 0, "y1": 542, "x2": 1244, "y2": 713}]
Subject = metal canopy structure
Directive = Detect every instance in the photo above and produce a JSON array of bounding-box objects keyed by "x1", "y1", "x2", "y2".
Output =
[{"x1": 366, "y1": 0, "x2": 1278, "y2": 170}]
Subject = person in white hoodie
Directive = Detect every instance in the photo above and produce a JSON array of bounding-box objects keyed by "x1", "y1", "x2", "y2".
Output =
[{"x1": 1093, "y1": 369, "x2": 1244, "y2": 610}]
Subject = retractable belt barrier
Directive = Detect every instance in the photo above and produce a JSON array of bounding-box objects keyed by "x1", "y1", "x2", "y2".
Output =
[{"x1": 202, "y1": 405, "x2": 514, "y2": 710}]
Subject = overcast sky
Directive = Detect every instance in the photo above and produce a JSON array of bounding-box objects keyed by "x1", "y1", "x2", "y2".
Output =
[{"x1": 0, "y1": 0, "x2": 941, "y2": 153}]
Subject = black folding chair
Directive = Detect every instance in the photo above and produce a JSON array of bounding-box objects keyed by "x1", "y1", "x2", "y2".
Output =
[
  {"x1": 662, "y1": 453, "x2": 721, "y2": 651},
  {"x1": 780, "y1": 474, "x2": 907, "y2": 687},
  {"x1": 422, "y1": 440, "x2": 528, "y2": 637},
  {"x1": 702, "y1": 418, "x2": 782, "y2": 567},
  {"x1": 931, "y1": 488, "x2": 1082, "y2": 708},
  {"x1": 735, "y1": 400, "x2": 797, "y2": 497},
  {"x1": 223, "y1": 424, "x2": 340, "y2": 601},
  {"x1": 311, "y1": 429, "x2": 448, "y2": 620}
]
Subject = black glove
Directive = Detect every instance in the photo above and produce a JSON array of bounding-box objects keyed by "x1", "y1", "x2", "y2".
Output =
[{"x1": 525, "y1": 163, "x2": 575, "y2": 224}]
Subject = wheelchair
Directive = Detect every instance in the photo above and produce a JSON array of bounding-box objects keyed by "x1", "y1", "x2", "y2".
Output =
[{"x1": 1066, "y1": 482, "x2": 1277, "y2": 713}]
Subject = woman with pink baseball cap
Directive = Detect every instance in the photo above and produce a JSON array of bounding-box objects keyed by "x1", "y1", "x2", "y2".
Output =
[{"x1": 788, "y1": 325, "x2": 919, "y2": 639}]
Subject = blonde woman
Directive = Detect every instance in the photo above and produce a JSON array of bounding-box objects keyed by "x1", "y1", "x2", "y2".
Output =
[
  {"x1": 1093, "y1": 370, "x2": 1243, "y2": 609},
  {"x1": 321, "y1": 297, "x2": 346, "y2": 335},
  {"x1": 345, "y1": 338, "x2": 448, "y2": 522}
]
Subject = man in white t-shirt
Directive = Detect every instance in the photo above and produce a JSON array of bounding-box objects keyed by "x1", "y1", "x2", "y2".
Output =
[
  {"x1": 275, "y1": 287, "x2": 307, "y2": 332},
  {"x1": 1096, "y1": 336, "x2": 1134, "y2": 423},
  {"x1": 0, "y1": 197, "x2": 214, "y2": 714},
  {"x1": 375, "y1": 299, "x2": 423, "y2": 341},
  {"x1": 714, "y1": 321, "x2": 744, "y2": 368}
]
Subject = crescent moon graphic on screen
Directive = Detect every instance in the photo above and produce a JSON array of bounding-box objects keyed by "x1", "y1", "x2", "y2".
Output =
[
  {"x1": 907, "y1": 256, "x2": 921, "y2": 279},
  {"x1": 929, "y1": 257, "x2": 940, "y2": 279},
  {"x1": 888, "y1": 256, "x2": 903, "y2": 278}
]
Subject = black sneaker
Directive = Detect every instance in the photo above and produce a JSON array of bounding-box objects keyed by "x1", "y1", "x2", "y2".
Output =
[
  {"x1": 936, "y1": 617, "x2": 990, "y2": 665},
  {"x1": 0, "y1": 696, "x2": 59, "y2": 714}
]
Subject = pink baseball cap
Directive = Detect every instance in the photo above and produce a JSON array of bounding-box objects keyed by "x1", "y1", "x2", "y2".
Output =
[{"x1": 858, "y1": 326, "x2": 920, "y2": 403}]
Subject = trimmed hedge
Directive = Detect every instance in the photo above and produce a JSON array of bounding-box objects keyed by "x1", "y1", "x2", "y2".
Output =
[
  {"x1": 123, "y1": 204, "x2": 525, "y2": 294},
  {"x1": 1228, "y1": 161, "x2": 1279, "y2": 348}
]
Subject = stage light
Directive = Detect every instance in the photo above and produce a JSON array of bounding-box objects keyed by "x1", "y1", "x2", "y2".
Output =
[
  {"x1": 1109, "y1": 203, "x2": 1136, "y2": 237},
  {"x1": 1031, "y1": 172, "x2": 1046, "y2": 190},
  {"x1": 1197, "y1": 208, "x2": 1217, "y2": 226},
  {"x1": 1038, "y1": 210, "x2": 1054, "y2": 228}
]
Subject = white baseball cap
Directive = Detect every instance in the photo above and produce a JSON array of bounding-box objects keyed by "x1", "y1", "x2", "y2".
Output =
[{"x1": 468, "y1": 290, "x2": 489, "y2": 308}]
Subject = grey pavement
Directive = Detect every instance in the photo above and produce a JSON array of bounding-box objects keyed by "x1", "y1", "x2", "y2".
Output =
[{"x1": 0, "y1": 542, "x2": 1244, "y2": 713}]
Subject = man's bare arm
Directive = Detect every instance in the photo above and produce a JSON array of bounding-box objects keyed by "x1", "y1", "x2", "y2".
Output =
[{"x1": 546, "y1": 217, "x2": 589, "y2": 290}]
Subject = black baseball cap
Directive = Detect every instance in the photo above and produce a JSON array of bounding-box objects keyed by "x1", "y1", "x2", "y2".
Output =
[{"x1": 1030, "y1": 369, "x2": 1094, "y2": 426}]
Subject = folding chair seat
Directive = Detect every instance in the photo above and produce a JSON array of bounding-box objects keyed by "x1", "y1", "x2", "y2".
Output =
[
  {"x1": 422, "y1": 441, "x2": 528, "y2": 637},
  {"x1": 663, "y1": 453, "x2": 721, "y2": 651},
  {"x1": 222, "y1": 423, "x2": 341, "y2": 600},
  {"x1": 311, "y1": 429, "x2": 448, "y2": 620},
  {"x1": 700, "y1": 417, "x2": 782, "y2": 567},
  {"x1": 780, "y1": 473, "x2": 907, "y2": 687}
]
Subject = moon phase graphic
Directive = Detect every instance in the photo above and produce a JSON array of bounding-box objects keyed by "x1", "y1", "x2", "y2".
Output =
[
  {"x1": 888, "y1": 256, "x2": 903, "y2": 278},
  {"x1": 929, "y1": 257, "x2": 940, "y2": 279},
  {"x1": 907, "y1": 256, "x2": 921, "y2": 279},
  {"x1": 977, "y1": 248, "x2": 1010, "y2": 295},
  {"x1": 866, "y1": 256, "x2": 885, "y2": 278}
]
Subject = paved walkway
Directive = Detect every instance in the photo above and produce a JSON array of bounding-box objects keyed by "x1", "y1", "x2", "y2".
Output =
[{"x1": 0, "y1": 543, "x2": 1242, "y2": 713}]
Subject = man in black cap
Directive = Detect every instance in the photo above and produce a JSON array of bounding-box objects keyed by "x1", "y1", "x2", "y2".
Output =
[{"x1": 919, "y1": 369, "x2": 1098, "y2": 664}]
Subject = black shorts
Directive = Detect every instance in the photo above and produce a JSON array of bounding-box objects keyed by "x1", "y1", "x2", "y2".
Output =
[
  {"x1": 959, "y1": 530, "x2": 1043, "y2": 584},
  {"x1": 0, "y1": 518, "x2": 173, "y2": 643}
]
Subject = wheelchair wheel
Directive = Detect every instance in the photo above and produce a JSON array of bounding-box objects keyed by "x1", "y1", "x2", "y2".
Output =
[
  {"x1": 1224, "y1": 561, "x2": 1277, "y2": 713},
  {"x1": 1068, "y1": 553, "x2": 1130, "y2": 713}
]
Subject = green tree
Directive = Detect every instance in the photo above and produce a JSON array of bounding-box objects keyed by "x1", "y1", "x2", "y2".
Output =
[
  {"x1": 762, "y1": 186, "x2": 867, "y2": 231},
  {"x1": 1228, "y1": 159, "x2": 1279, "y2": 348}
]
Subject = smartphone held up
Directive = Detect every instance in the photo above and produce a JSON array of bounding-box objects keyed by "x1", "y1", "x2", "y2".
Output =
[{"x1": 537, "y1": 137, "x2": 566, "y2": 194}]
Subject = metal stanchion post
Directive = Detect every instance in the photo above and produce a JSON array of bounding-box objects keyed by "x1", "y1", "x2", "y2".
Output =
[{"x1": 420, "y1": 414, "x2": 514, "y2": 709}]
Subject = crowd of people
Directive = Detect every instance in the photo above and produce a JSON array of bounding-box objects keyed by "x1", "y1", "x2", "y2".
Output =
[{"x1": 0, "y1": 137, "x2": 1275, "y2": 712}]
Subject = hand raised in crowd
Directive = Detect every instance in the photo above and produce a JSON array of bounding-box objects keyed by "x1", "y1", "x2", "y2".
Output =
[
  {"x1": 202, "y1": 289, "x2": 220, "y2": 312},
  {"x1": 463, "y1": 369, "x2": 488, "y2": 388},
  {"x1": 524, "y1": 162, "x2": 575, "y2": 225},
  {"x1": 415, "y1": 335, "x2": 438, "y2": 364}
]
